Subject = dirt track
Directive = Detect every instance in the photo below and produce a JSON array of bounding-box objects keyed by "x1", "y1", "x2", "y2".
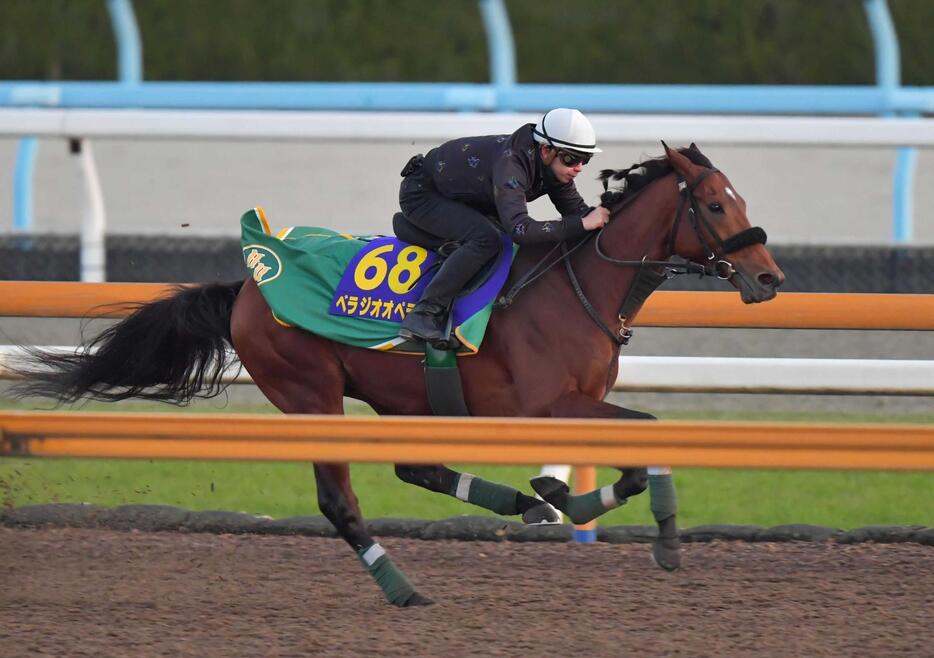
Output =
[{"x1": 1, "y1": 527, "x2": 931, "y2": 657}]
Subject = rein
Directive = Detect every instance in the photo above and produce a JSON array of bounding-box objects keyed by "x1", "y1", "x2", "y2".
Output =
[{"x1": 497, "y1": 165, "x2": 768, "y2": 347}]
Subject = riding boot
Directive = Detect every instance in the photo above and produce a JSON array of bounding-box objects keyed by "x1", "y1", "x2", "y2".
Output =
[
  {"x1": 398, "y1": 235, "x2": 491, "y2": 349},
  {"x1": 399, "y1": 300, "x2": 452, "y2": 349}
]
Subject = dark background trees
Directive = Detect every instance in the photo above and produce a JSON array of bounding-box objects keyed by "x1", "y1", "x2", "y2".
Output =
[{"x1": 1, "y1": 0, "x2": 931, "y2": 84}]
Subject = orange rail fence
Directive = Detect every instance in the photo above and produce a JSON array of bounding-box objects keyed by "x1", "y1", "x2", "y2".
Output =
[
  {"x1": 2, "y1": 412, "x2": 933, "y2": 470},
  {"x1": 3, "y1": 282, "x2": 933, "y2": 543},
  {"x1": 2, "y1": 283, "x2": 933, "y2": 478},
  {"x1": 1, "y1": 281, "x2": 934, "y2": 329}
]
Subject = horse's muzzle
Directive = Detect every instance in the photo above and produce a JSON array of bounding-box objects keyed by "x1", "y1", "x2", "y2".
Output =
[{"x1": 735, "y1": 267, "x2": 784, "y2": 304}]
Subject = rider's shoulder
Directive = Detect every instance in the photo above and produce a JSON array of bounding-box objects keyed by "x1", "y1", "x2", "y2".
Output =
[
  {"x1": 490, "y1": 124, "x2": 536, "y2": 158},
  {"x1": 509, "y1": 123, "x2": 536, "y2": 144}
]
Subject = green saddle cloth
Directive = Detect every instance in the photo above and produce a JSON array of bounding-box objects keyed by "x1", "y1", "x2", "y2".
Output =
[{"x1": 240, "y1": 207, "x2": 515, "y2": 354}]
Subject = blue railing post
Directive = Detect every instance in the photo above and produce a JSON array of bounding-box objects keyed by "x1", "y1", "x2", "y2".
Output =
[
  {"x1": 12, "y1": 136, "x2": 38, "y2": 237},
  {"x1": 10, "y1": 0, "x2": 142, "y2": 238},
  {"x1": 107, "y1": 0, "x2": 143, "y2": 84},
  {"x1": 479, "y1": 0, "x2": 516, "y2": 110},
  {"x1": 864, "y1": 0, "x2": 915, "y2": 243}
]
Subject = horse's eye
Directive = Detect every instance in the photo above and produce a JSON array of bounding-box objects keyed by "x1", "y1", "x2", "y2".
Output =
[{"x1": 708, "y1": 202, "x2": 723, "y2": 213}]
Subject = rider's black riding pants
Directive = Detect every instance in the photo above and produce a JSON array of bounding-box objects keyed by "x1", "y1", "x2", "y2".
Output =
[{"x1": 399, "y1": 171, "x2": 502, "y2": 306}]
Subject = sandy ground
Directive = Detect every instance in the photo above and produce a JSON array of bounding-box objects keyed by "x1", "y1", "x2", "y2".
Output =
[{"x1": 0, "y1": 527, "x2": 931, "y2": 657}]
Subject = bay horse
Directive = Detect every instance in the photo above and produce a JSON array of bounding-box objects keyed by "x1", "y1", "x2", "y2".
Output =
[{"x1": 15, "y1": 143, "x2": 783, "y2": 607}]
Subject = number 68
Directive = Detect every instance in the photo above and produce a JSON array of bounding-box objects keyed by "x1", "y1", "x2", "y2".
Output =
[{"x1": 353, "y1": 244, "x2": 428, "y2": 294}]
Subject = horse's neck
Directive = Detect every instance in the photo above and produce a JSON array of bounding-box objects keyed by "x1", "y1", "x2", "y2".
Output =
[{"x1": 573, "y1": 176, "x2": 679, "y2": 323}]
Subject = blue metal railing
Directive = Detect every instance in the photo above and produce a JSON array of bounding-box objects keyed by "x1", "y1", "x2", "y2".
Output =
[
  {"x1": 108, "y1": 0, "x2": 142, "y2": 85},
  {"x1": 3, "y1": 81, "x2": 934, "y2": 115},
  {"x1": 12, "y1": 136, "x2": 37, "y2": 234},
  {"x1": 479, "y1": 0, "x2": 516, "y2": 89}
]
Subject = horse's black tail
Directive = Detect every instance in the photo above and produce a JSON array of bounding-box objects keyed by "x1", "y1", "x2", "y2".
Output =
[{"x1": 10, "y1": 280, "x2": 246, "y2": 406}]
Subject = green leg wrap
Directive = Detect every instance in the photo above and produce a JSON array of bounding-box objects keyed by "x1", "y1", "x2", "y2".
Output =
[
  {"x1": 564, "y1": 485, "x2": 626, "y2": 525},
  {"x1": 648, "y1": 472, "x2": 678, "y2": 522},
  {"x1": 358, "y1": 544, "x2": 416, "y2": 606},
  {"x1": 454, "y1": 473, "x2": 520, "y2": 515}
]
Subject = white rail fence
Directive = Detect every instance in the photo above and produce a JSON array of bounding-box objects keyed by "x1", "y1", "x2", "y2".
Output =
[
  {"x1": 4, "y1": 109, "x2": 934, "y2": 145},
  {"x1": 3, "y1": 346, "x2": 932, "y2": 396}
]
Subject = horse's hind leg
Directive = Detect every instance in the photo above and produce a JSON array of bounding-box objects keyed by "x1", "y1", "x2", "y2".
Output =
[
  {"x1": 256, "y1": 384, "x2": 430, "y2": 605},
  {"x1": 532, "y1": 391, "x2": 680, "y2": 570},
  {"x1": 315, "y1": 463, "x2": 431, "y2": 607},
  {"x1": 230, "y1": 284, "x2": 431, "y2": 605},
  {"x1": 393, "y1": 464, "x2": 559, "y2": 524},
  {"x1": 369, "y1": 403, "x2": 557, "y2": 524}
]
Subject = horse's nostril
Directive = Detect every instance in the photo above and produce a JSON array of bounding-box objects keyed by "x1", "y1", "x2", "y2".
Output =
[{"x1": 758, "y1": 273, "x2": 774, "y2": 286}]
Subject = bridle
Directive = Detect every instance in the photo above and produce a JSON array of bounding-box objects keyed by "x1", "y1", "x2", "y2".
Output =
[
  {"x1": 496, "y1": 165, "x2": 768, "y2": 347},
  {"x1": 590, "y1": 166, "x2": 768, "y2": 345},
  {"x1": 595, "y1": 167, "x2": 767, "y2": 281}
]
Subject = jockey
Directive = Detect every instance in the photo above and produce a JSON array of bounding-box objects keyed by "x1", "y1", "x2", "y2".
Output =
[{"x1": 396, "y1": 107, "x2": 609, "y2": 349}]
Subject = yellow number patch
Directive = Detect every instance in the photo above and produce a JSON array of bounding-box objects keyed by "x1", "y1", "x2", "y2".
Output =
[{"x1": 353, "y1": 243, "x2": 428, "y2": 292}]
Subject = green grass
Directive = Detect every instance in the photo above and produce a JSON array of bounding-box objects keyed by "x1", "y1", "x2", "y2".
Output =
[
  {"x1": 2, "y1": 400, "x2": 932, "y2": 528},
  {"x1": 3, "y1": 459, "x2": 931, "y2": 528}
]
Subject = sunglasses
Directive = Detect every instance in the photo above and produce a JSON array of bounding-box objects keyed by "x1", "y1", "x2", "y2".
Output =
[{"x1": 557, "y1": 149, "x2": 592, "y2": 167}]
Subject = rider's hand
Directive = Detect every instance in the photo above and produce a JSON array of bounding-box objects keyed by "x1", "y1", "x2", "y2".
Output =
[{"x1": 582, "y1": 206, "x2": 609, "y2": 231}]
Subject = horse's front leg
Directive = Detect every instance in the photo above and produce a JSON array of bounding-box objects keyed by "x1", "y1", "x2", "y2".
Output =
[
  {"x1": 532, "y1": 391, "x2": 681, "y2": 571},
  {"x1": 394, "y1": 464, "x2": 559, "y2": 524}
]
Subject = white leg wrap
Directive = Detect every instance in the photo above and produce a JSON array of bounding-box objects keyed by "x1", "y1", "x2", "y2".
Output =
[
  {"x1": 648, "y1": 466, "x2": 672, "y2": 475},
  {"x1": 455, "y1": 473, "x2": 475, "y2": 502},
  {"x1": 600, "y1": 484, "x2": 621, "y2": 509},
  {"x1": 360, "y1": 543, "x2": 386, "y2": 567}
]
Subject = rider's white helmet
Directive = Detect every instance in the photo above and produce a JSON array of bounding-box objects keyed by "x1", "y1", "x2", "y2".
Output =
[{"x1": 532, "y1": 108, "x2": 602, "y2": 154}]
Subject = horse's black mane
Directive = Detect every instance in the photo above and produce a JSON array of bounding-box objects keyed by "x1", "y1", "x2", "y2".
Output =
[{"x1": 599, "y1": 144, "x2": 713, "y2": 208}]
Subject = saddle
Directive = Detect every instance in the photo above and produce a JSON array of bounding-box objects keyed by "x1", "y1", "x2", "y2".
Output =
[{"x1": 391, "y1": 212, "x2": 501, "y2": 297}]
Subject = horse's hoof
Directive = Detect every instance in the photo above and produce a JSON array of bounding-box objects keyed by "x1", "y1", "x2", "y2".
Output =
[
  {"x1": 651, "y1": 537, "x2": 681, "y2": 572},
  {"x1": 529, "y1": 475, "x2": 569, "y2": 511},
  {"x1": 522, "y1": 502, "x2": 560, "y2": 525},
  {"x1": 401, "y1": 592, "x2": 434, "y2": 607},
  {"x1": 615, "y1": 467, "x2": 648, "y2": 498}
]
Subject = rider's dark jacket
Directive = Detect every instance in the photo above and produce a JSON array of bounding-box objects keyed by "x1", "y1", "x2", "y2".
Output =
[{"x1": 421, "y1": 124, "x2": 592, "y2": 244}]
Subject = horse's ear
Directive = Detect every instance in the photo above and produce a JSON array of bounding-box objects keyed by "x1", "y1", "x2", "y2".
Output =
[
  {"x1": 689, "y1": 142, "x2": 698, "y2": 150},
  {"x1": 662, "y1": 141, "x2": 695, "y2": 177}
]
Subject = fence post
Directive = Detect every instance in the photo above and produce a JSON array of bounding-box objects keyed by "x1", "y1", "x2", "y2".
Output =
[
  {"x1": 71, "y1": 139, "x2": 107, "y2": 282},
  {"x1": 573, "y1": 466, "x2": 598, "y2": 543},
  {"x1": 863, "y1": 0, "x2": 916, "y2": 243},
  {"x1": 478, "y1": 0, "x2": 516, "y2": 110}
]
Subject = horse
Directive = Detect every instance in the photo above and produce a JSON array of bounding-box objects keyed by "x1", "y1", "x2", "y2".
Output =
[{"x1": 14, "y1": 143, "x2": 784, "y2": 607}]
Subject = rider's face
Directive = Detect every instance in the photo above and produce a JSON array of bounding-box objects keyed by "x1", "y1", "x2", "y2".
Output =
[{"x1": 541, "y1": 146, "x2": 588, "y2": 184}]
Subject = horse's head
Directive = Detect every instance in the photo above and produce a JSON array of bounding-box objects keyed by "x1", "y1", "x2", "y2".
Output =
[{"x1": 662, "y1": 142, "x2": 784, "y2": 303}]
